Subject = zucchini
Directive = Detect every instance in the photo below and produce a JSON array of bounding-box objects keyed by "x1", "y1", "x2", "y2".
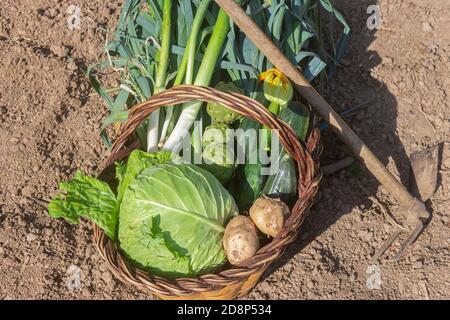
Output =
[
  {"x1": 262, "y1": 102, "x2": 310, "y2": 205},
  {"x1": 229, "y1": 117, "x2": 267, "y2": 211},
  {"x1": 262, "y1": 150, "x2": 297, "y2": 205},
  {"x1": 281, "y1": 102, "x2": 310, "y2": 141}
]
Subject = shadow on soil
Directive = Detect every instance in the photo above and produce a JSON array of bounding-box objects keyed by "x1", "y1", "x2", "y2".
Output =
[{"x1": 260, "y1": 0, "x2": 412, "y2": 281}]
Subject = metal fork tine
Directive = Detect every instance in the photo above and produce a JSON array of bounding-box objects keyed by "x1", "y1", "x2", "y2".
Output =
[
  {"x1": 370, "y1": 229, "x2": 402, "y2": 264},
  {"x1": 393, "y1": 223, "x2": 425, "y2": 261}
]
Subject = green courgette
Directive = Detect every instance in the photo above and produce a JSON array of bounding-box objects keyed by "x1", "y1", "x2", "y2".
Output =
[
  {"x1": 229, "y1": 117, "x2": 267, "y2": 211},
  {"x1": 262, "y1": 150, "x2": 297, "y2": 205},
  {"x1": 262, "y1": 102, "x2": 310, "y2": 205}
]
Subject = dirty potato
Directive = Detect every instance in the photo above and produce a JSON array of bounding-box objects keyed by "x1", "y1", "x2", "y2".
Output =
[
  {"x1": 249, "y1": 196, "x2": 290, "y2": 237},
  {"x1": 223, "y1": 216, "x2": 259, "y2": 265}
]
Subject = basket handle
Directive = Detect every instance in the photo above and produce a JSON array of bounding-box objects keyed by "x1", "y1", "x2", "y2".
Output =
[{"x1": 105, "y1": 85, "x2": 309, "y2": 169}]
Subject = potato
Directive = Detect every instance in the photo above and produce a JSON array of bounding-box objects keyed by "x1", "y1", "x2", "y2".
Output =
[
  {"x1": 223, "y1": 216, "x2": 259, "y2": 266},
  {"x1": 249, "y1": 196, "x2": 290, "y2": 237}
]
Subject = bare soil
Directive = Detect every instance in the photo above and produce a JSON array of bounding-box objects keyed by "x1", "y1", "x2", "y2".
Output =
[{"x1": 0, "y1": 0, "x2": 448, "y2": 300}]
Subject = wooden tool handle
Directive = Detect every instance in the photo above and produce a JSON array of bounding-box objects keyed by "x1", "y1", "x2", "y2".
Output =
[{"x1": 215, "y1": 0, "x2": 420, "y2": 209}]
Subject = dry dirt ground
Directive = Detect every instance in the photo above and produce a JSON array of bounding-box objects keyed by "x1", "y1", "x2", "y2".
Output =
[{"x1": 0, "y1": 0, "x2": 448, "y2": 300}]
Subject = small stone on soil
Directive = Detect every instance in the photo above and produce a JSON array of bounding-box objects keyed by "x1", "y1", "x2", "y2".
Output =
[
  {"x1": 44, "y1": 275, "x2": 54, "y2": 285},
  {"x1": 44, "y1": 228, "x2": 53, "y2": 237},
  {"x1": 26, "y1": 233, "x2": 38, "y2": 242},
  {"x1": 102, "y1": 272, "x2": 113, "y2": 284},
  {"x1": 17, "y1": 217, "x2": 27, "y2": 227},
  {"x1": 358, "y1": 230, "x2": 373, "y2": 242},
  {"x1": 67, "y1": 62, "x2": 78, "y2": 71},
  {"x1": 50, "y1": 45, "x2": 67, "y2": 58},
  {"x1": 422, "y1": 22, "x2": 433, "y2": 33}
]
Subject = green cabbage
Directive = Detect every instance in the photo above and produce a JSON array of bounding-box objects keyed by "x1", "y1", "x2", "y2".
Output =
[
  {"x1": 119, "y1": 163, "x2": 237, "y2": 277},
  {"x1": 48, "y1": 150, "x2": 237, "y2": 278}
]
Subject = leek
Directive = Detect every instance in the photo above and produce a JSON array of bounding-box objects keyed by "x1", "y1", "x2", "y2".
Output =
[
  {"x1": 158, "y1": 0, "x2": 213, "y2": 147},
  {"x1": 163, "y1": 9, "x2": 231, "y2": 153},
  {"x1": 147, "y1": 0, "x2": 172, "y2": 152}
]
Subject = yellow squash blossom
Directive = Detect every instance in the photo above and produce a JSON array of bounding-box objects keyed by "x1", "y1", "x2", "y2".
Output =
[{"x1": 259, "y1": 68, "x2": 293, "y2": 107}]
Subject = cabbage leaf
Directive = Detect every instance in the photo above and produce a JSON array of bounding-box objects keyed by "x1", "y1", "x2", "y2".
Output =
[
  {"x1": 48, "y1": 150, "x2": 172, "y2": 240},
  {"x1": 116, "y1": 150, "x2": 173, "y2": 202},
  {"x1": 48, "y1": 172, "x2": 119, "y2": 239},
  {"x1": 119, "y1": 163, "x2": 238, "y2": 278}
]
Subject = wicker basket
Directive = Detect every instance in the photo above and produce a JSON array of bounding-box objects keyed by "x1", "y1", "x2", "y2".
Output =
[{"x1": 93, "y1": 85, "x2": 321, "y2": 300}]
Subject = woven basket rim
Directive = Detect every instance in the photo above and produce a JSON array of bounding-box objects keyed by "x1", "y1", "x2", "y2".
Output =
[{"x1": 93, "y1": 84, "x2": 322, "y2": 298}]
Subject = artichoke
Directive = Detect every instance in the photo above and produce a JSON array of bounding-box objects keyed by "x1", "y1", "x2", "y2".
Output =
[
  {"x1": 202, "y1": 123, "x2": 233, "y2": 147},
  {"x1": 201, "y1": 142, "x2": 236, "y2": 184},
  {"x1": 207, "y1": 82, "x2": 243, "y2": 124},
  {"x1": 201, "y1": 123, "x2": 236, "y2": 184}
]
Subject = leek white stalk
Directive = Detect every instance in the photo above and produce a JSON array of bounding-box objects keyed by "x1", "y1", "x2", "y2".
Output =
[
  {"x1": 158, "y1": 0, "x2": 213, "y2": 147},
  {"x1": 163, "y1": 9, "x2": 230, "y2": 153},
  {"x1": 147, "y1": 0, "x2": 172, "y2": 152}
]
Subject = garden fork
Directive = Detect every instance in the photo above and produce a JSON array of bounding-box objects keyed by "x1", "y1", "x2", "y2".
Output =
[{"x1": 370, "y1": 199, "x2": 431, "y2": 262}]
